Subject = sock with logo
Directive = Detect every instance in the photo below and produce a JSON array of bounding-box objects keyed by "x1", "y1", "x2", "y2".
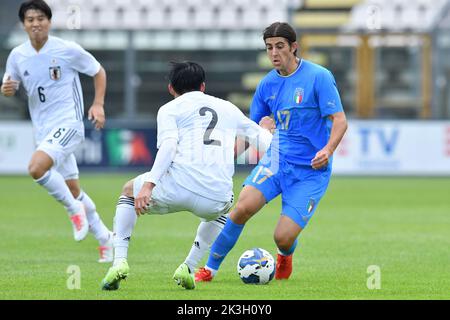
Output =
[
  {"x1": 113, "y1": 196, "x2": 137, "y2": 266},
  {"x1": 184, "y1": 215, "x2": 227, "y2": 273},
  {"x1": 206, "y1": 217, "x2": 245, "y2": 275}
]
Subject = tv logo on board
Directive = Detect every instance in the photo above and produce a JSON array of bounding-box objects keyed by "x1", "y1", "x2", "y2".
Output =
[{"x1": 359, "y1": 127, "x2": 399, "y2": 156}]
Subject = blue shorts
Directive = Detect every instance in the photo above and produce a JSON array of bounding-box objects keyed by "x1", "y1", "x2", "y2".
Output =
[{"x1": 244, "y1": 159, "x2": 331, "y2": 229}]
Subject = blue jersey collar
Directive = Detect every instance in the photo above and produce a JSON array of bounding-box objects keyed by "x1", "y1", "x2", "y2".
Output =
[{"x1": 276, "y1": 58, "x2": 303, "y2": 78}]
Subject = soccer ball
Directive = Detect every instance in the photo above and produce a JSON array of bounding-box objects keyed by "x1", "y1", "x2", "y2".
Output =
[{"x1": 237, "y1": 248, "x2": 275, "y2": 285}]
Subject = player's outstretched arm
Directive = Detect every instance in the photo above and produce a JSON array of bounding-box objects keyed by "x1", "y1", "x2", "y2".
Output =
[
  {"x1": 311, "y1": 111, "x2": 348, "y2": 169},
  {"x1": 88, "y1": 66, "x2": 107, "y2": 130}
]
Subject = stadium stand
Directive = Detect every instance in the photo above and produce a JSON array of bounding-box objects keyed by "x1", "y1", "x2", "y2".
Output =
[
  {"x1": 43, "y1": 0, "x2": 302, "y2": 30},
  {"x1": 2, "y1": 0, "x2": 306, "y2": 120},
  {"x1": 1, "y1": 0, "x2": 450, "y2": 120},
  {"x1": 345, "y1": 0, "x2": 449, "y2": 32}
]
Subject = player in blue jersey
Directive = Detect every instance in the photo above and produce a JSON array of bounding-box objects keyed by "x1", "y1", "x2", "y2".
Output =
[{"x1": 196, "y1": 22, "x2": 348, "y2": 282}]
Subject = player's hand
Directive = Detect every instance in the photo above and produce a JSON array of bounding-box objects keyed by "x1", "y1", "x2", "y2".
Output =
[
  {"x1": 134, "y1": 182, "x2": 155, "y2": 216},
  {"x1": 259, "y1": 116, "x2": 275, "y2": 133},
  {"x1": 311, "y1": 148, "x2": 332, "y2": 169},
  {"x1": 1, "y1": 76, "x2": 19, "y2": 97},
  {"x1": 88, "y1": 103, "x2": 105, "y2": 130}
]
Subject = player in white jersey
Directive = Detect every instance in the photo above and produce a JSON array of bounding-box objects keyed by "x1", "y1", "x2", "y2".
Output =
[
  {"x1": 0, "y1": 0, "x2": 113, "y2": 262},
  {"x1": 101, "y1": 61, "x2": 273, "y2": 291}
]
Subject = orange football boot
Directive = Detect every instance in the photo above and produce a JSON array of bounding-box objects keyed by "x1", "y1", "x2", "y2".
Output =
[
  {"x1": 275, "y1": 254, "x2": 293, "y2": 280},
  {"x1": 195, "y1": 267, "x2": 213, "y2": 282}
]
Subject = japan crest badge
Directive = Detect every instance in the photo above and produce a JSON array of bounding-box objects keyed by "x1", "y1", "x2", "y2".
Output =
[{"x1": 49, "y1": 66, "x2": 61, "y2": 81}]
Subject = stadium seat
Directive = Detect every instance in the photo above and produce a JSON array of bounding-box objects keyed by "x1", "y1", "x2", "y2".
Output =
[
  {"x1": 266, "y1": 9, "x2": 288, "y2": 25},
  {"x1": 143, "y1": 8, "x2": 167, "y2": 30},
  {"x1": 345, "y1": 0, "x2": 448, "y2": 31},
  {"x1": 122, "y1": 9, "x2": 144, "y2": 30},
  {"x1": 168, "y1": 8, "x2": 192, "y2": 29},
  {"x1": 193, "y1": 9, "x2": 216, "y2": 30},
  {"x1": 42, "y1": 0, "x2": 305, "y2": 31},
  {"x1": 217, "y1": 9, "x2": 239, "y2": 30},
  {"x1": 241, "y1": 8, "x2": 263, "y2": 29},
  {"x1": 98, "y1": 9, "x2": 120, "y2": 29}
]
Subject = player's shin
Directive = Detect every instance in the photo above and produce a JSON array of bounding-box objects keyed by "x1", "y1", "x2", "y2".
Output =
[
  {"x1": 112, "y1": 196, "x2": 137, "y2": 266},
  {"x1": 34, "y1": 169, "x2": 81, "y2": 214},
  {"x1": 35, "y1": 169, "x2": 90, "y2": 241},
  {"x1": 77, "y1": 190, "x2": 110, "y2": 244},
  {"x1": 206, "y1": 218, "x2": 245, "y2": 275},
  {"x1": 185, "y1": 218, "x2": 225, "y2": 272}
]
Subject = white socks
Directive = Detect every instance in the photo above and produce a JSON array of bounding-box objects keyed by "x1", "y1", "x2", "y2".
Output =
[
  {"x1": 34, "y1": 169, "x2": 81, "y2": 215},
  {"x1": 35, "y1": 170, "x2": 111, "y2": 245},
  {"x1": 184, "y1": 214, "x2": 227, "y2": 273},
  {"x1": 77, "y1": 191, "x2": 111, "y2": 245},
  {"x1": 113, "y1": 196, "x2": 137, "y2": 265},
  {"x1": 110, "y1": 198, "x2": 228, "y2": 271}
]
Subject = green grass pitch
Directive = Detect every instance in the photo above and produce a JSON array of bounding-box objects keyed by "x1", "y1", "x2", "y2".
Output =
[{"x1": 0, "y1": 173, "x2": 449, "y2": 300}]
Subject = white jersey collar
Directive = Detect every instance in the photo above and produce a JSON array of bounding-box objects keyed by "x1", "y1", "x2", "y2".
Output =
[
  {"x1": 27, "y1": 36, "x2": 52, "y2": 54},
  {"x1": 180, "y1": 91, "x2": 204, "y2": 98}
]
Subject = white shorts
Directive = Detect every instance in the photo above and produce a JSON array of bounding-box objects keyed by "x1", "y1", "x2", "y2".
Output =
[
  {"x1": 36, "y1": 126, "x2": 84, "y2": 180},
  {"x1": 133, "y1": 170, "x2": 234, "y2": 221}
]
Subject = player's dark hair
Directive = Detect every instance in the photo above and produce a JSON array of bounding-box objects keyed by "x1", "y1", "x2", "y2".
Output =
[
  {"x1": 19, "y1": 0, "x2": 52, "y2": 23},
  {"x1": 263, "y1": 22, "x2": 298, "y2": 56},
  {"x1": 168, "y1": 61, "x2": 205, "y2": 95}
]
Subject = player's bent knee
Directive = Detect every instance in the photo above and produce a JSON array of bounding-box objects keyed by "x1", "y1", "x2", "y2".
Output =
[
  {"x1": 28, "y1": 162, "x2": 46, "y2": 180},
  {"x1": 121, "y1": 180, "x2": 134, "y2": 198}
]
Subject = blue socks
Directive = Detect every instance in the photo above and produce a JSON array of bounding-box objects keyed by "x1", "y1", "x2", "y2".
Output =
[
  {"x1": 206, "y1": 218, "x2": 244, "y2": 272},
  {"x1": 278, "y1": 238, "x2": 298, "y2": 256}
]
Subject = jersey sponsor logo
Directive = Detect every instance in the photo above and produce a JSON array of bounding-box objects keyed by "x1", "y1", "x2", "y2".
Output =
[
  {"x1": 49, "y1": 66, "x2": 61, "y2": 81},
  {"x1": 23, "y1": 70, "x2": 30, "y2": 77},
  {"x1": 294, "y1": 87, "x2": 304, "y2": 104}
]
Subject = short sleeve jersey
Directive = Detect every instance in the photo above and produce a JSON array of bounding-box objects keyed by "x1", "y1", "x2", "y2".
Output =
[
  {"x1": 156, "y1": 91, "x2": 271, "y2": 202},
  {"x1": 249, "y1": 59, "x2": 343, "y2": 166},
  {"x1": 5, "y1": 36, "x2": 101, "y2": 143}
]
